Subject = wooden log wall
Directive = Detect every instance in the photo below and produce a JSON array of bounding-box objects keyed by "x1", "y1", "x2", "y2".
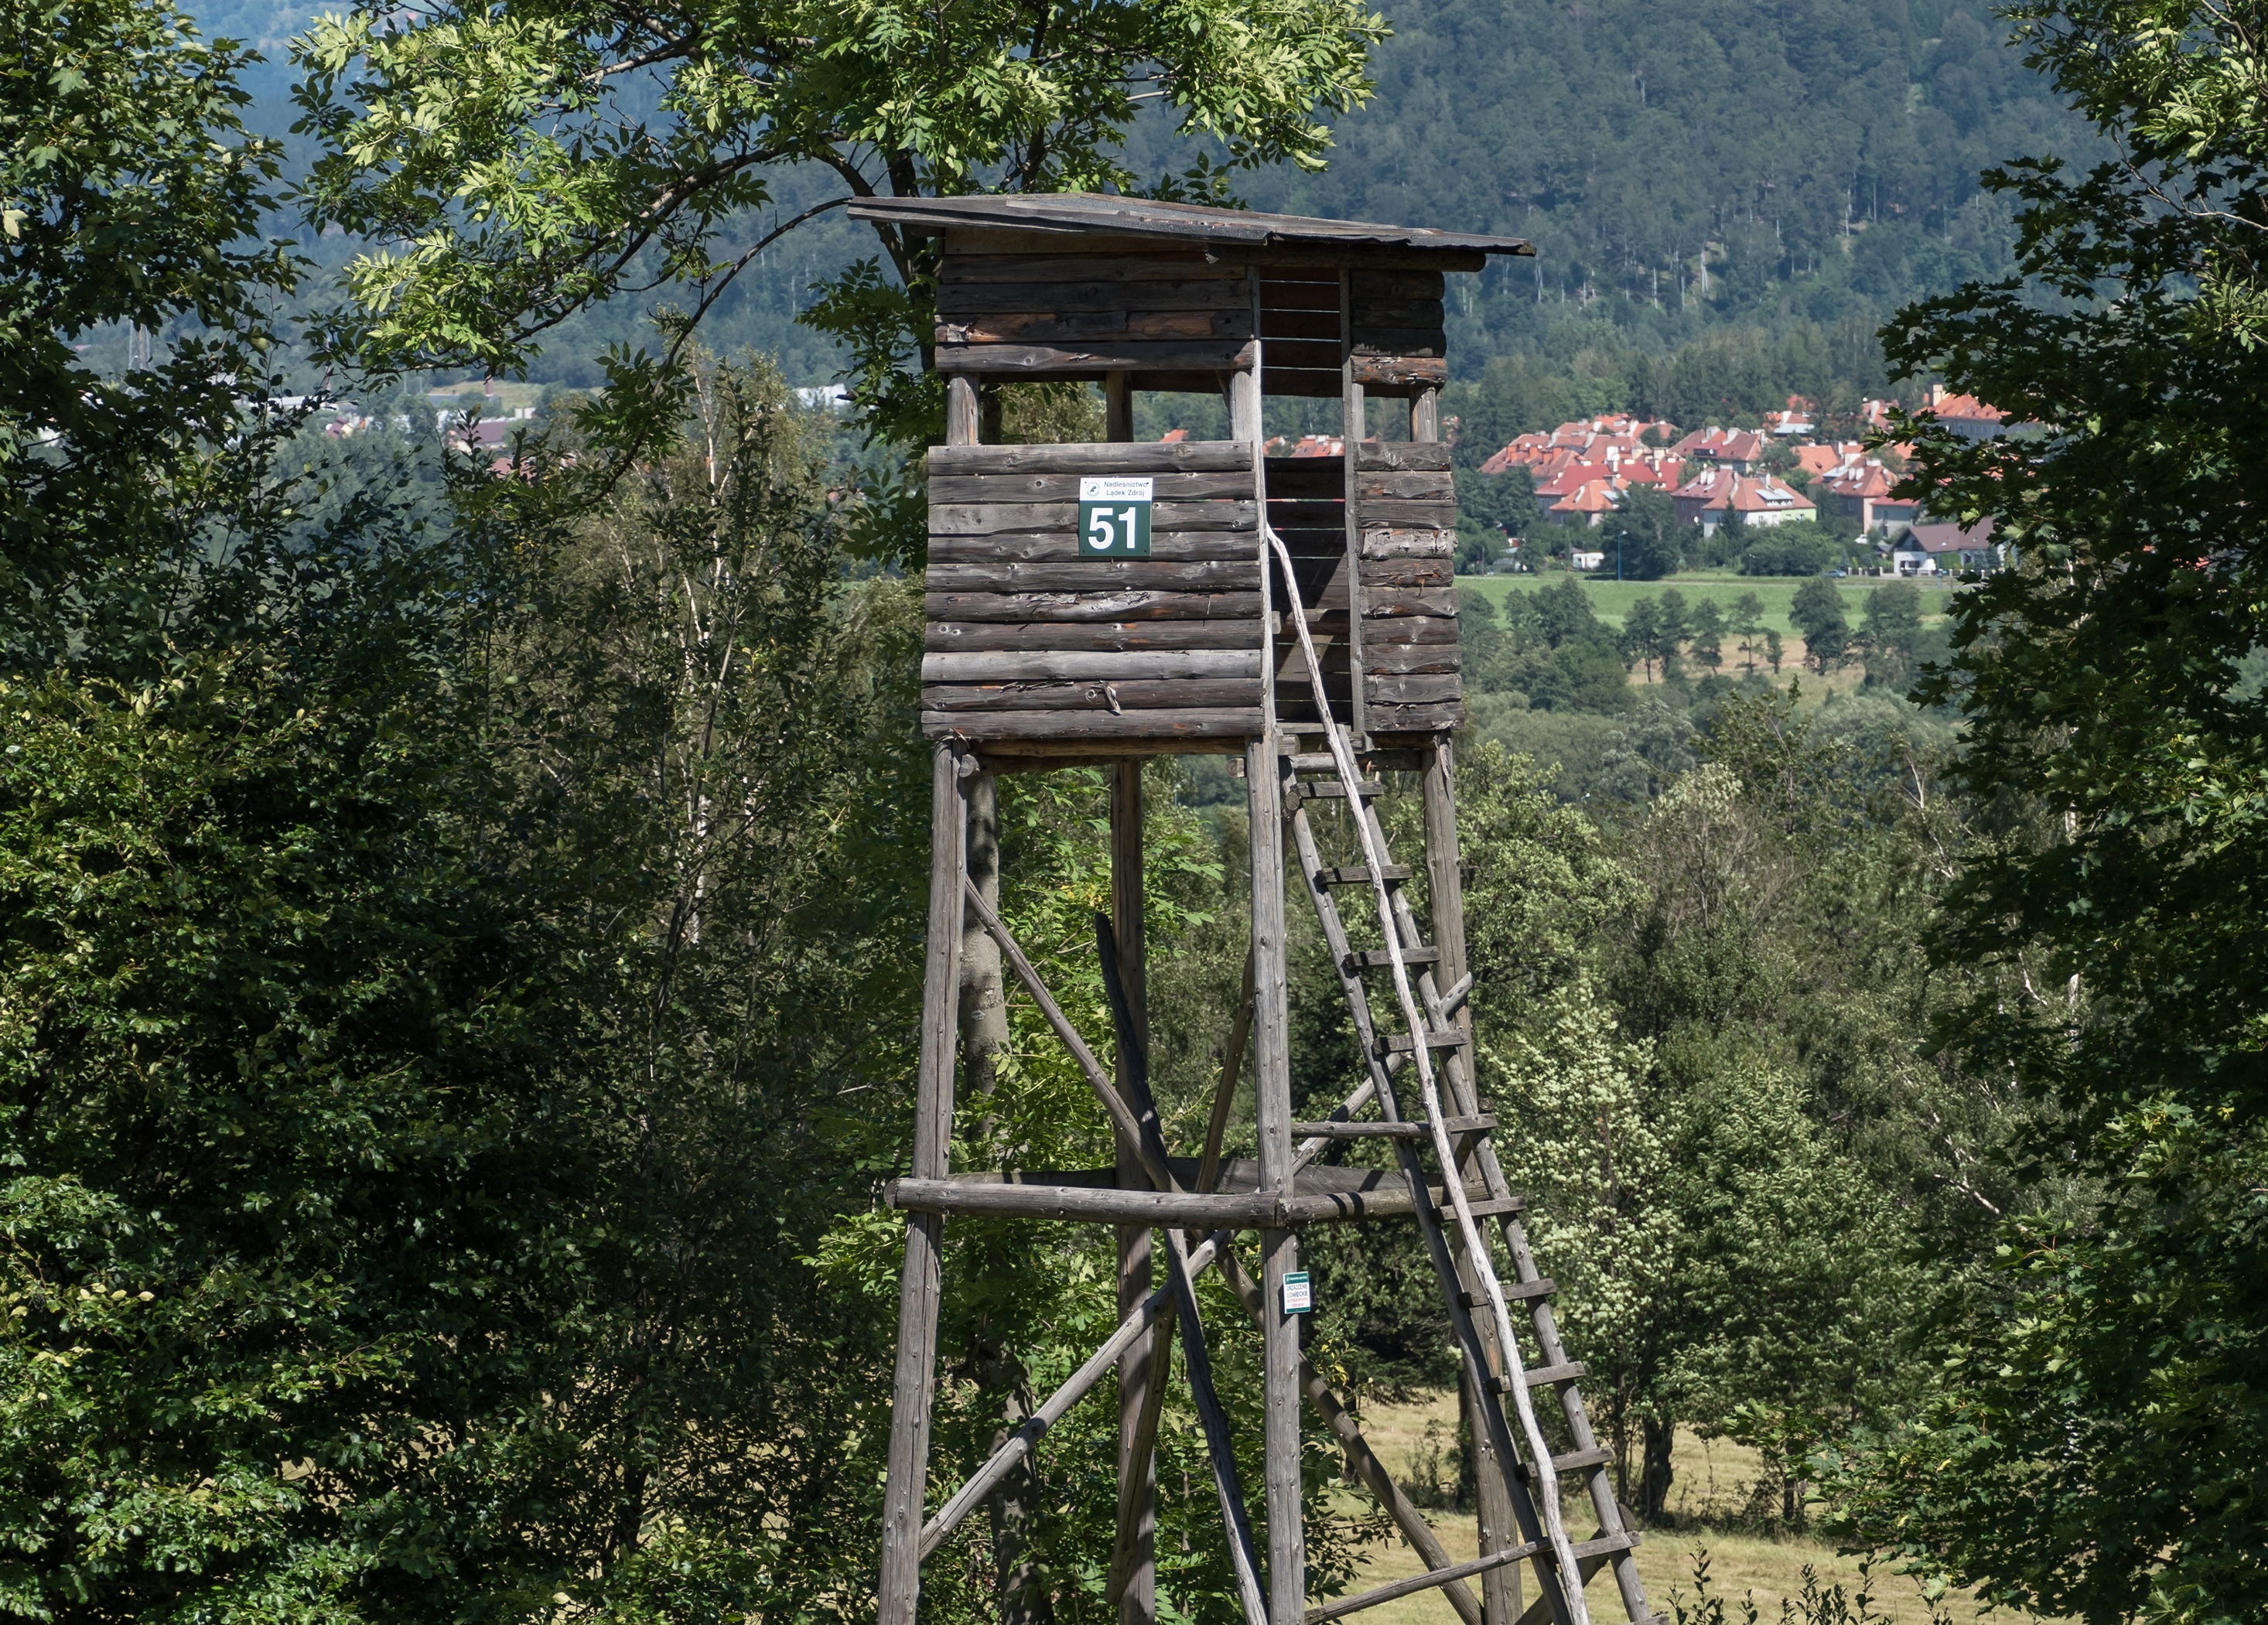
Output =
[
  {"x1": 923, "y1": 439, "x2": 1267, "y2": 743},
  {"x1": 1351, "y1": 440, "x2": 1462, "y2": 736}
]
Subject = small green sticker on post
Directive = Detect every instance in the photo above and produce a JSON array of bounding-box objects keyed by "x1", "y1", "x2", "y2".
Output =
[
  {"x1": 1078, "y1": 476, "x2": 1153, "y2": 557},
  {"x1": 1282, "y1": 1271, "x2": 1313, "y2": 1315}
]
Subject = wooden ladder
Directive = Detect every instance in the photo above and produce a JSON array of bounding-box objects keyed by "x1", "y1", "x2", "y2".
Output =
[{"x1": 1263, "y1": 524, "x2": 1660, "y2": 1625}]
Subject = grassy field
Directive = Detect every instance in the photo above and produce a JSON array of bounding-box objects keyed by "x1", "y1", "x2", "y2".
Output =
[
  {"x1": 1457, "y1": 572, "x2": 1959, "y2": 636},
  {"x1": 1320, "y1": 1391, "x2": 2000, "y2": 1625}
]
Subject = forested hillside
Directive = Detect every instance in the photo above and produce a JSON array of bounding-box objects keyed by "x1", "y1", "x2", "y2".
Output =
[{"x1": 197, "y1": 0, "x2": 2085, "y2": 391}]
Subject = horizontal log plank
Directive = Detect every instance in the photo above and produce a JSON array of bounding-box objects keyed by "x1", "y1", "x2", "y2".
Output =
[
  {"x1": 1359, "y1": 560, "x2": 1455, "y2": 589},
  {"x1": 1361, "y1": 529, "x2": 1456, "y2": 559},
  {"x1": 939, "y1": 253, "x2": 1226, "y2": 283},
  {"x1": 930, "y1": 470, "x2": 1257, "y2": 504},
  {"x1": 937, "y1": 309, "x2": 1252, "y2": 346},
  {"x1": 1354, "y1": 471, "x2": 1457, "y2": 500},
  {"x1": 924, "y1": 678, "x2": 1262, "y2": 712},
  {"x1": 927, "y1": 620, "x2": 1272, "y2": 652},
  {"x1": 928, "y1": 561, "x2": 1261, "y2": 594},
  {"x1": 1351, "y1": 270, "x2": 1447, "y2": 300},
  {"x1": 1355, "y1": 442, "x2": 1452, "y2": 472},
  {"x1": 928, "y1": 439, "x2": 1250, "y2": 476},
  {"x1": 1364, "y1": 643, "x2": 1460, "y2": 675},
  {"x1": 929, "y1": 532, "x2": 1260, "y2": 565},
  {"x1": 883, "y1": 1177, "x2": 1489, "y2": 1227},
  {"x1": 1219, "y1": 244, "x2": 1488, "y2": 271},
  {"x1": 1351, "y1": 327, "x2": 1448, "y2": 358},
  {"x1": 1351, "y1": 355, "x2": 1449, "y2": 387},
  {"x1": 931, "y1": 500, "x2": 1256, "y2": 536},
  {"x1": 924, "y1": 649, "x2": 1262, "y2": 682},
  {"x1": 1358, "y1": 498, "x2": 1457, "y2": 527},
  {"x1": 937, "y1": 338, "x2": 1257, "y2": 374},
  {"x1": 1365, "y1": 673, "x2": 1462, "y2": 705},
  {"x1": 925, "y1": 589, "x2": 1264, "y2": 623},
  {"x1": 936, "y1": 278, "x2": 1252, "y2": 314},
  {"x1": 922, "y1": 706, "x2": 1266, "y2": 741},
  {"x1": 1364, "y1": 699, "x2": 1464, "y2": 730},
  {"x1": 1364, "y1": 588, "x2": 1460, "y2": 617},
  {"x1": 1348, "y1": 615, "x2": 1458, "y2": 647}
]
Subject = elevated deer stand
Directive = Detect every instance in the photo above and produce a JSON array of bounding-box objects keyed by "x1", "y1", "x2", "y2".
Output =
[{"x1": 859, "y1": 193, "x2": 1660, "y2": 1625}]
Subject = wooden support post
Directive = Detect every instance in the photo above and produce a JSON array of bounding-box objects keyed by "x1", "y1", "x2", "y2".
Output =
[
  {"x1": 879, "y1": 743, "x2": 972, "y2": 1625},
  {"x1": 947, "y1": 374, "x2": 979, "y2": 446},
  {"x1": 1412, "y1": 385, "x2": 1441, "y2": 444},
  {"x1": 1341, "y1": 269, "x2": 1365, "y2": 739},
  {"x1": 1112, "y1": 759, "x2": 1156, "y2": 1625},
  {"x1": 1248, "y1": 737, "x2": 1302, "y2": 1623},
  {"x1": 1106, "y1": 370, "x2": 1134, "y2": 442}
]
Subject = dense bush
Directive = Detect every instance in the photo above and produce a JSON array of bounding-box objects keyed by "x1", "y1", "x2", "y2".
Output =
[{"x1": 1740, "y1": 521, "x2": 1844, "y2": 575}]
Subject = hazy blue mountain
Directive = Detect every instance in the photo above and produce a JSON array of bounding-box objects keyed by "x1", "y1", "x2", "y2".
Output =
[{"x1": 196, "y1": 0, "x2": 2089, "y2": 387}]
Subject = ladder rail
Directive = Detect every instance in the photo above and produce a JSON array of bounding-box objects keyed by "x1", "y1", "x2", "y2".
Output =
[{"x1": 1262, "y1": 522, "x2": 1592, "y2": 1625}]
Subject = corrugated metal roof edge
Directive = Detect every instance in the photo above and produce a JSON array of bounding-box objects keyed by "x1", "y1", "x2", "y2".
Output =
[{"x1": 848, "y1": 192, "x2": 1533, "y2": 256}]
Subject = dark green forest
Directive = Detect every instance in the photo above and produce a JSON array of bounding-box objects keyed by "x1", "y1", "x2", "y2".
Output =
[{"x1": 7, "y1": 0, "x2": 2265, "y2": 1621}]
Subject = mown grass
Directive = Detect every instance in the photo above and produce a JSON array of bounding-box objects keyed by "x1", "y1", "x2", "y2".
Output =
[
  {"x1": 1457, "y1": 572, "x2": 1959, "y2": 634},
  {"x1": 1318, "y1": 1391, "x2": 2006, "y2": 1625}
]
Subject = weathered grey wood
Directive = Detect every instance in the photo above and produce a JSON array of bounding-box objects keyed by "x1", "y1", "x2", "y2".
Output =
[
  {"x1": 931, "y1": 500, "x2": 1256, "y2": 537},
  {"x1": 1110, "y1": 761, "x2": 1156, "y2": 1625},
  {"x1": 927, "y1": 562, "x2": 1262, "y2": 596},
  {"x1": 1355, "y1": 441, "x2": 1452, "y2": 472},
  {"x1": 1351, "y1": 326, "x2": 1449, "y2": 358},
  {"x1": 1363, "y1": 587, "x2": 1460, "y2": 618},
  {"x1": 927, "y1": 620, "x2": 1269, "y2": 653},
  {"x1": 1412, "y1": 387, "x2": 1442, "y2": 445},
  {"x1": 1510, "y1": 1539, "x2": 1646, "y2": 1625},
  {"x1": 947, "y1": 376, "x2": 980, "y2": 447},
  {"x1": 930, "y1": 531, "x2": 1260, "y2": 565},
  {"x1": 1366, "y1": 704, "x2": 1465, "y2": 736},
  {"x1": 1357, "y1": 614, "x2": 1459, "y2": 646},
  {"x1": 926, "y1": 590, "x2": 1265, "y2": 623},
  {"x1": 1306, "y1": 1540, "x2": 1548, "y2": 1625},
  {"x1": 924, "y1": 650, "x2": 1259, "y2": 682},
  {"x1": 883, "y1": 1170, "x2": 1512, "y2": 1227},
  {"x1": 1365, "y1": 674, "x2": 1462, "y2": 705},
  {"x1": 931, "y1": 470, "x2": 1261, "y2": 504},
  {"x1": 939, "y1": 309, "x2": 1253, "y2": 347},
  {"x1": 879, "y1": 744, "x2": 970, "y2": 1625},
  {"x1": 1361, "y1": 529, "x2": 1455, "y2": 560},
  {"x1": 942, "y1": 253, "x2": 1228, "y2": 284},
  {"x1": 923, "y1": 706, "x2": 1265, "y2": 742},
  {"x1": 1351, "y1": 354, "x2": 1449, "y2": 389},
  {"x1": 929, "y1": 440, "x2": 1251, "y2": 476},
  {"x1": 936, "y1": 278, "x2": 1254, "y2": 314},
  {"x1": 1218, "y1": 244, "x2": 1490, "y2": 271},
  {"x1": 938, "y1": 337, "x2": 1259, "y2": 375},
  {"x1": 1358, "y1": 499, "x2": 1457, "y2": 529},
  {"x1": 1354, "y1": 471, "x2": 1457, "y2": 500},
  {"x1": 923, "y1": 679, "x2": 1262, "y2": 713},
  {"x1": 1197, "y1": 948, "x2": 1257, "y2": 1204}
]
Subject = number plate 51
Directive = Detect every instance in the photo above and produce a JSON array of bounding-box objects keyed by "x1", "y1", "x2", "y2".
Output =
[{"x1": 1078, "y1": 476, "x2": 1153, "y2": 558}]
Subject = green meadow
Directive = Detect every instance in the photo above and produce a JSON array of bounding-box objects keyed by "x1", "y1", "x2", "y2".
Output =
[{"x1": 1457, "y1": 570, "x2": 1959, "y2": 636}]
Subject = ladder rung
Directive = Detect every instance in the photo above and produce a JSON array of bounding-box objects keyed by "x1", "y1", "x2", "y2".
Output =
[
  {"x1": 1484, "y1": 1359, "x2": 1585, "y2": 1391},
  {"x1": 1344, "y1": 945, "x2": 1440, "y2": 971},
  {"x1": 1552, "y1": 1446, "x2": 1614, "y2": 1473},
  {"x1": 1466, "y1": 1195, "x2": 1525, "y2": 1218},
  {"x1": 1504, "y1": 1275, "x2": 1555, "y2": 1301},
  {"x1": 1317, "y1": 863, "x2": 1412, "y2": 886},
  {"x1": 1380, "y1": 1026, "x2": 1470, "y2": 1054}
]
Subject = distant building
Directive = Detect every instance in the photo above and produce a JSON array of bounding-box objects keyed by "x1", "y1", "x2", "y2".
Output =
[
  {"x1": 1817, "y1": 459, "x2": 1920, "y2": 533},
  {"x1": 1669, "y1": 425, "x2": 1767, "y2": 471},
  {"x1": 1924, "y1": 384, "x2": 2007, "y2": 442},
  {"x1": 1672, "y1": 468, "x2": 1815, "y2": 533},
  {"x1": 1569, "y1": 549, "x2": 1606, "y2": 571},
  {"x1": 1899, "y1": 517, "x2": 2000, "y2": 574}
]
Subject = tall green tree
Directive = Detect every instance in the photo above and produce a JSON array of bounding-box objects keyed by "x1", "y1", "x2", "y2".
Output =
[
  {"x1": 1822, "y1": 2, "x2": 2268, "y2": 1617},
  {"x1": 1789, "y1": 576, "x2": 1851, "y2": 673},
  {"x1": 289, "y1": 0, "x2": 1388, "y2": 478}
]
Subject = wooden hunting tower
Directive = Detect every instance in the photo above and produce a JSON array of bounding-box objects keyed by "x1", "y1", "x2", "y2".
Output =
[{"x1": 861, "y1": 193, "x2": 1660, "y2": 1625}]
